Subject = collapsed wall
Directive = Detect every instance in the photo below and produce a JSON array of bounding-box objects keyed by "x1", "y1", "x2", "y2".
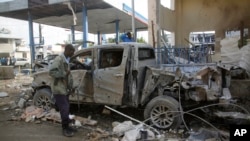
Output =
[{"x1": 220, "y1": 37, "x2": 250, "y2": 76}]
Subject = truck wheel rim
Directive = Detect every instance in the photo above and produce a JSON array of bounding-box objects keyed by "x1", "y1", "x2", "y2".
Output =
[
  {"x1": 36, "y1": 95, "x2": 51, "y2": 110},
  {"x1": 150, "y1": 105, "x2": 174, "y2": 128}
]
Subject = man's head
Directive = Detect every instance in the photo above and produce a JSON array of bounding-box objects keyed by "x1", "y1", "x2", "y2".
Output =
[
  {"x1": 64, "y1": 44, "x2": 75, "y2": 58},
  {"x1": 127, "y1": 32, "x2": 132, "y2": 39}
]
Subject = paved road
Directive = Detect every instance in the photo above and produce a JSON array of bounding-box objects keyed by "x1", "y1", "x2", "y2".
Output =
[{"x1": 0, "y1": 110, "x2": 88, "y2": 141}]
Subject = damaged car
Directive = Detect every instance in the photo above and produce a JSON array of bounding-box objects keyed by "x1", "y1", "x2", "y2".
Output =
[{"x1": 32, "y1": 43, "x2": 242, "y2": 130}]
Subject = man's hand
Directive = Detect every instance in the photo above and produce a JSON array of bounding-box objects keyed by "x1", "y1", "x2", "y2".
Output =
[
  {"x1": 68, "y1": 88, "x2": 76, "y2": 97},
  {"x1": 66, "y1": 69, "x2": 70, "y2": 76}
]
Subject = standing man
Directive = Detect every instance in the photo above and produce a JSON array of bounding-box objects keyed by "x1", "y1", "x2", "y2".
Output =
[
  {"x1": 49, "y1": 44, "x2": 76, "y2": 137},
  {"x1": 121, "y1": 32, "x2": 134, "y2": 42}
]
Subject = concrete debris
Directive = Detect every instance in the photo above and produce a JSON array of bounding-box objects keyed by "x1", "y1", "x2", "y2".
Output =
[
  {"x1": 214, "y1": 111, "x2": 250, "y2": 120},
  {"x1": 121, "y1": 126, "x2": 141, "y2": 141},
  {"x1": 111, "y1": 137, "x2": 120, "y2": 141},
  {"x1": 2, "y1": 107, "x2": 9, "y2": 110},
  {"x1": 73, "y1": 119, "x2": 82, "y2": 127},
  {"x1": 0, "y1": 92, "x2": 8, "y2": 97},
  {"x1": 17, "y1": 98, "x2": 26, "y2": 108},
  {"x1": 74, "y1": 115, "x2": 98, "y2": 126},
  {"x1": 220, "y1": 37, "x2": 250, "y2": 76},
  {"x1": 87, "y1": 131, "x2": 109, "y2": 141},
  {"x1": 0, "y1": 101, "x2": 7, "y2": 107},
  {"x1": 45, "y1": 108, "x2": 61, "y2": 123},
  {"x1": 102, "y1": 108, "x2": 111, "y2": 115},
  {"x1": 112, "y1": 121, "x2": 135, "y2": 136},
  {"x1": 112, "y1": 121, "x2": 156, "y2": 141},
  {"x1": 230, "y1": 66, "x2": 248, "y2": 79},
  {"x1": 21, "y1": 106, "x2": 44, "y2": 122},
  {"x1": 187, "y1": 128, "x2": 229, "y2": 141}
]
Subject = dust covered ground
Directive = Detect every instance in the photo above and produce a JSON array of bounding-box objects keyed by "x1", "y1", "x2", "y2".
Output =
[{"x1": 0, "y1": 75, "x2": 154, "y2": 141}]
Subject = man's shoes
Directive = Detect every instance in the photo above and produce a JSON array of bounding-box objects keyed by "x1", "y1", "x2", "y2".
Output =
[
  {"x1": 68, "y1": 126, "x2": 78, "y2": 133},
  {"x1": 62, "y1": 128, "x2": 74, "y2": 137}
]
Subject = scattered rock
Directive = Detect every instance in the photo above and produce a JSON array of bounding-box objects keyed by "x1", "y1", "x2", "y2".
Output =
[
  {"x1": 9, "y1": 100, "x2": 17, "y2": 109},
  {"x1": 2, "y1": 107, "x2": 9, "y2": 110},
  {"x1": 21, "y1": 106, "x2": 45, "y2": 122},
  {"x1": 75, "y1": 115, "x2": 98, "y2": 126},
  {"x1": 0, "y1": 101, "x2": 7, "y2": 107},
  {"x1": 112, "y1": 121, "x2": 135, "y2": 136},
  {"x1": 102, "y1": 108, "x2": 111, "y2": 115},
  {"x1": 0, "y1": 92, "x2": 8, "y2": 97},
  {"x1": 17, "y1": 98, "x2": 26, "y2": 108},
  {"x1": 74, "y1": 119, "x2": 82, "y2": 127}
]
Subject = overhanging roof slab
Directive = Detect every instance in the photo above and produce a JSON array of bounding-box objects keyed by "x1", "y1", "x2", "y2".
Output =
[{"x1": 0, "y1": 0, "x2": 148, "y2": 34}]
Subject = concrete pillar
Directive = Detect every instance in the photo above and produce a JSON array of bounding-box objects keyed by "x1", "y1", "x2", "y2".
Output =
[
  {"x1": 134, "y1": 28, "x2": 137, "y2": 41},
  {"x1": 28, "y1": 11, "x2": 35, "y2": 68},
  {"x1": 115, "y1": 20, "x2": 120, "y2": 43},
  {"x1": 148, "y1": 0, "x2": 160, "y2": 48},
  {"x1": 175, "y1": 0, "x2": 183, "y2": 46},
  {"x1": 82, "y1": 5, "x2": 88, "y2": 48},
  {"x1": 215, "y1": 29, "x2": 225, "y2": 52},
  {"x1": 71, "y1": 25, "x2": 75, "y2": 44},
  {"x1": 97, "y1": 31, "x2": 101, "y2": 45}
]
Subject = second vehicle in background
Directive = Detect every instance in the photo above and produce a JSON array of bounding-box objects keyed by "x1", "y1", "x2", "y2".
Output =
[{"x1": 15, "y1": 58, "x2": 30, "y2": 67}]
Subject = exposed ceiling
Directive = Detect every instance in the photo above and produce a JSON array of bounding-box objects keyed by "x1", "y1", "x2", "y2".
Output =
[{"x1": 0, "y1": 0, "x2": 148, "y2": 34}]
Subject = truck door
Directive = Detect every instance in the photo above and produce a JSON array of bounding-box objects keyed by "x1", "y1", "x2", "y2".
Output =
[{"x1": 93, "y1": 47, "x2": 128, "y2": 105}]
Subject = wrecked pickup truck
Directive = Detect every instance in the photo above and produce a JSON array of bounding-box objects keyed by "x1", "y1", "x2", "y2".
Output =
[{"x1": 32, "y1": 43, "x2": 233, "y2": 130}]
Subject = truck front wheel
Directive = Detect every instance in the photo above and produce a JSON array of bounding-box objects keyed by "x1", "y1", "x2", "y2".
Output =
[
  {"x1": 33, "y1": 88, "x2": 54, "y2": 111},
  {"x1": 144, "y1": 96, "x2": 182, "y2": 130}
]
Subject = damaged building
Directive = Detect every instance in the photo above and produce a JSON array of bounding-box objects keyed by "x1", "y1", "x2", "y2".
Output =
[{"x1": 148, "y1": 0, "x2": 250, "y2": 97}]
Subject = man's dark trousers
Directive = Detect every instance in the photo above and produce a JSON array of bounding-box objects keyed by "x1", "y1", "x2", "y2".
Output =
[{"x1": 54, "y1": 94, "x2": 70, "y2": 128}]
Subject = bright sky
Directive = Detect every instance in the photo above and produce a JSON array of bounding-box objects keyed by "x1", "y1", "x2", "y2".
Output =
[
  {"x1": 103, "y1": 0, "x2": 148, "y2": 42},
  {"x1": 104, "y1": 0, "x2": 148, "y2": 18}
]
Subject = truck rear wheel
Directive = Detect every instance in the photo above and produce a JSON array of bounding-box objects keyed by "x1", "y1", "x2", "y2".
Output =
[
  {"x1": 33, "y1": 88, "x2": 54, "y2": 111},
  {"x1": 144, "y1": 96, "x2": 182, "y2": 130}
]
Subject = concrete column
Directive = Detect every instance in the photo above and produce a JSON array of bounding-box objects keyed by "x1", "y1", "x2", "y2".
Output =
[
  {"x1": 97, "y1": 31, "x2": 101, "y2": 45},
  {"x1": 71, "y1": 25, "x2": 75, "y2": 44},
  {"x1": 215, "y1": 29, "x2": 225, "y2": 52},
  {"x1": 148, "y1": 0, "x2": 160, "y2": 48},
  {"x1": 28, "y1": 11, "x2": 35, "y2": 68},
  {"x1": 175, "y1": 0, "x2": 183, "y2": 46},
  {"x1": 134, "y1": 28, "x2": 137, "y2": 41},
  {"x1": 82, "y1": 5, "x2": 88, "y2": 48},
  {"x1": 115, "y1": 20, "x2": 120, "y2": 43}
]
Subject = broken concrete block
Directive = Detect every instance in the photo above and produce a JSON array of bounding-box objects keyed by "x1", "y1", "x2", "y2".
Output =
[
  {"x1": 21, "y1": 106, "x2": 45, "y2": 122},
  {"x1": 196, "y1": 67, "x2": 209, "y2": 80},
  {"x1": 0, "y1": 101, "x2": 7, "y2": 107},
  {"x1": 74, "y1": 119, "x2": 82, "y2": 127},
  {"x1": 0, "y1": 92, "x2": 8, "y2": 97},
  {"x1": 113, "y1": 121, "x2": 135, "y2": 136},
  {"x1": 111, "y1": 137, "x2": 119, "y2": 141},
  {"x1": 146, "y1": 129, "x2": 156, "y2": 140},
  {"x1": 121, "y1": 127, "x2": 141, "y2": 141},
  {"x1": 74, "y1": 116, "x2": 97, "y2": 126},
  {"x1": 102, "y1": 108, "x2": 111, "y2": 115},
  {"x1": 112, "y1": 121, "x2": 120, "y2": 127},
  {"x1": 2, "y1": 107, "x2": 9, "y2": 111},
  {"x1": 17, "y1": 98, "x2": 26, "y2": 108},
  {"x1": 45, "y1": 109, "x2": 61, "y2": 123}
]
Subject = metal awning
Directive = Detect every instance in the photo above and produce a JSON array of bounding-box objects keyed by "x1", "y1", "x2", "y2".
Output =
[{"x1": 0, "y1": 0, "x2": 148, "y2": 34}]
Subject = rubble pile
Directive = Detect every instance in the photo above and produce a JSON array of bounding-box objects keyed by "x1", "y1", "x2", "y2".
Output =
[{"x1": 221, "y1": 37, "x2": 250, "y2": 76}]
